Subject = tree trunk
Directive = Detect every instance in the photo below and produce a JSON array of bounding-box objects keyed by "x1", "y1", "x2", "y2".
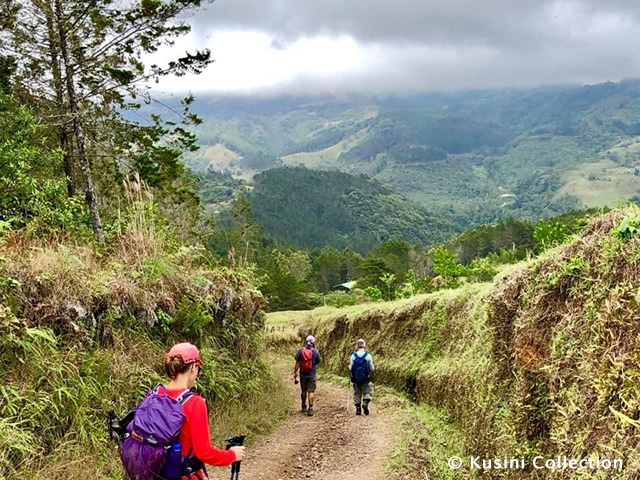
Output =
[
  {"x1": 55, "y1": 0, "x2": 104, "y2": 243},
  {"x1": 44, "y1": 0, "x2": 75, "y2": 196},
  {"x1": 59, "y1": 116, "x2": 74, "y2": 196}
]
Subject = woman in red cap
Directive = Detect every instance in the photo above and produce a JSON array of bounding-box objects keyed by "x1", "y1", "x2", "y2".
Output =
[{"x1": 164, "y1": 342, "x2": 245, "y2": 479}]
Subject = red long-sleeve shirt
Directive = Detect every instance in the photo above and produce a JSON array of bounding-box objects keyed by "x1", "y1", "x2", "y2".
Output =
[{"x1": 166, "y1": 389, "x2": 236, "y2": 470}]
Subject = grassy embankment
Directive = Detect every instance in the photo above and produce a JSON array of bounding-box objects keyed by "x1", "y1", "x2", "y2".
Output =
[
  {"x1": 275, "y1": 206, "x2": 640, "y2": 479},
  {"x1": 0, "y1": 232, "x2": 291, "y2": 479}
]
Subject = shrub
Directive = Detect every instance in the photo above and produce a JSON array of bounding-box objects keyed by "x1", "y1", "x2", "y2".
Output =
[
  {"x1": 533, "y1": 220, "x2": 569, "y2": 250},
  {"x1": 430, "y1": 245, "x2": 465, "y2": 289},
  {"x1": 364, "y1": 285, "x2": 383, "y2": 300},
  {"x1": 466, "y1": 257, "x2": 498, "y2": 282},
  {"x1": 324, "y1": 291, "x2": 356, "y2": 308},
  {"x1": 612, "y1": 215, "x2": 640, "y2": 241}
]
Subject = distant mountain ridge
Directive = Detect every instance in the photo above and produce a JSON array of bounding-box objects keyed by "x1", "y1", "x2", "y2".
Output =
[{"x1": 185, "y1": 80, "x2": 640, "y2": 228}]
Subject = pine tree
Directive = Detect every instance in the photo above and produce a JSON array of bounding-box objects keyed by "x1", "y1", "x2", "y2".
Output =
[{"x1": 4, "y1": 0, "x2": 213, "y2": 242}]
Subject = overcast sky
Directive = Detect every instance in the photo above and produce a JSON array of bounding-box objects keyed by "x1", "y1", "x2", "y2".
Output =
[{"x1": 154, "y1": 0, "x2": 640, "y2": 96}]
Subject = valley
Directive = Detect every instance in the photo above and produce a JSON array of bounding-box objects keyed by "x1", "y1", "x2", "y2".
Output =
[{"x1": 188, "y1": 81, "x2": 640, "y2": 232}]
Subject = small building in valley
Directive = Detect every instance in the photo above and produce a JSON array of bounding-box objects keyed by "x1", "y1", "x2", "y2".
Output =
[{"x1": 332, "y1": 281, "x2": 357, "y2": 292}]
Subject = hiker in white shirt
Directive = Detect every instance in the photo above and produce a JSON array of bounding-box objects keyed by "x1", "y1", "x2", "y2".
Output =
[{"x1": 349, "y1": 339, "x2": 374, "y2": 415}]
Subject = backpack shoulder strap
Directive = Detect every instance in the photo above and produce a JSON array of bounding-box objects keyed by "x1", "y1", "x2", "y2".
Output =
[
  {"x1": 151, "y1": 384, "x2": 167, "y2": 396},
  {"x1": 177, "y1": 388, "x2": 196, "y2": 406},
  {"x1": 363, "y1": 352, "x2": 369, "y2": 359}
]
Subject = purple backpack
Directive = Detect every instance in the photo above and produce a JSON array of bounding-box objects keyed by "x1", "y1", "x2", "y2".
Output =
[{"x1": 120, "y1": 385, "x2": 194, "y2": 480}]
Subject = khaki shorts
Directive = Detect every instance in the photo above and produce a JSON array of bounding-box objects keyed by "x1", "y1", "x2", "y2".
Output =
[{"x1": 300, "y1": 376, "x2": 317, "y2": 392}]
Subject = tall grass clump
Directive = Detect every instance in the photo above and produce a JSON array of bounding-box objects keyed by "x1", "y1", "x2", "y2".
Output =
[
  {"x1": 303, "y1": 205, "x2": 640, "y2": 479},
  {"x1": 0, "y1": 175, "x2": 279, "y2": 479}
]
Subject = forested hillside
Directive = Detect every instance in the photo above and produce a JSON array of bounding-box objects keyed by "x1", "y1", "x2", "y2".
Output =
[
  {"x1": 247, "y1": 168, "x2": 455, "y2": 253},
  {"x1": 185, "y1": 81, "x2": 640, "y2": 227}
]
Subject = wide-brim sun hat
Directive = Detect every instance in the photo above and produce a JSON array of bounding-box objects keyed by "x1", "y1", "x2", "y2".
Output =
[
  {"x1": 168, "y1": 342, "x2": 203, "y2": 367},
  {"x1": 306, "y1": 335, "x2": 315, "y2": 345}
]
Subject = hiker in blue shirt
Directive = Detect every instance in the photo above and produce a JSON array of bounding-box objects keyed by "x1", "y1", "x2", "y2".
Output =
[{"x1": 349, "y1": 338, "x2": 374, "y2": 415}]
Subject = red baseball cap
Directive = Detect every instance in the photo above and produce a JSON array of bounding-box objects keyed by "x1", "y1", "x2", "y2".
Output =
[{"x1": 168, "y1": 342, "x2": 203, "y2": 367}]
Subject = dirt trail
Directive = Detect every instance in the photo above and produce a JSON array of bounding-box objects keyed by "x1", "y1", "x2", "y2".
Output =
[{"x1": 230, "y1": 361, "x2": 398, "y2": 480}]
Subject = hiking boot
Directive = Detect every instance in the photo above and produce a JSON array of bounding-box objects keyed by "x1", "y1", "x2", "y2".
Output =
[
  {"x1": 307, "y1": 406, "x2": 314, "y2": 416},
  {"x1": 355, "y1": 404, "x2": 362, "y2": 416},
  {"x1": 363, "y1": 404, "x2": 369, "y2": 416},
  {"x1": 301, "y1": 404, "x2": 307, "y2": 412}
]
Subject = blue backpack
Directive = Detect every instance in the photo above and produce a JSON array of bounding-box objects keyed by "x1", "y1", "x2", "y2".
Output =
[{"x1": 351, "y1": 352, "x2": 371, "y2": 384}]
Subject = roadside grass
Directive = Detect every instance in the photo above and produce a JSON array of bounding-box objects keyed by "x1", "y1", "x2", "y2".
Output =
[
  {"x1": 387, "y1": 402, "x2": 473, "y2": 480},
  {"x1": 0, "y1": 329, "x2": 292, "y2": 480},
  {"x1": 266, "y1": 297, "x2": 433, "y2": 330},
  {"x1": 325, "y1": 368, "x2": 472, "y2": 480},
  {"x1": 265, "y1": 298, "x2": 433, "y2": 351},
  {"x1": 265, "y1": 310, "x2": 307, "y2": 350},
  {"x1": 208, "y1": 351, "x2": 293, "y2": 445},
  {"x1": 265, "y1": 309, "x2": 310, "y2": 331}
]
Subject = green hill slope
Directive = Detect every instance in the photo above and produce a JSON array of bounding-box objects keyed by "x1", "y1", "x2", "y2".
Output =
[
  {"x1": 186, "y1": 81, "x2": 640, "y2": 228},
  {"x1": 246, "y1": 167, "x2": 456, "y2": 253}
]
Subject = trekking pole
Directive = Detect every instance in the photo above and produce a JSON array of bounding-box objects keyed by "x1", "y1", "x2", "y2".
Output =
[{"x1": 225, "y1": 435, "x2": 246, "y2": 480}]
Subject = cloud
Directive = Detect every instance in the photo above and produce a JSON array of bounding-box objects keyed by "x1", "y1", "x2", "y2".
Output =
[
  {"x1": 193, "y1": 0, "x2": 640, "y2": 47},
  {"x1": 154, "y1": 0, "x2": 640, "y2": 95}
]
